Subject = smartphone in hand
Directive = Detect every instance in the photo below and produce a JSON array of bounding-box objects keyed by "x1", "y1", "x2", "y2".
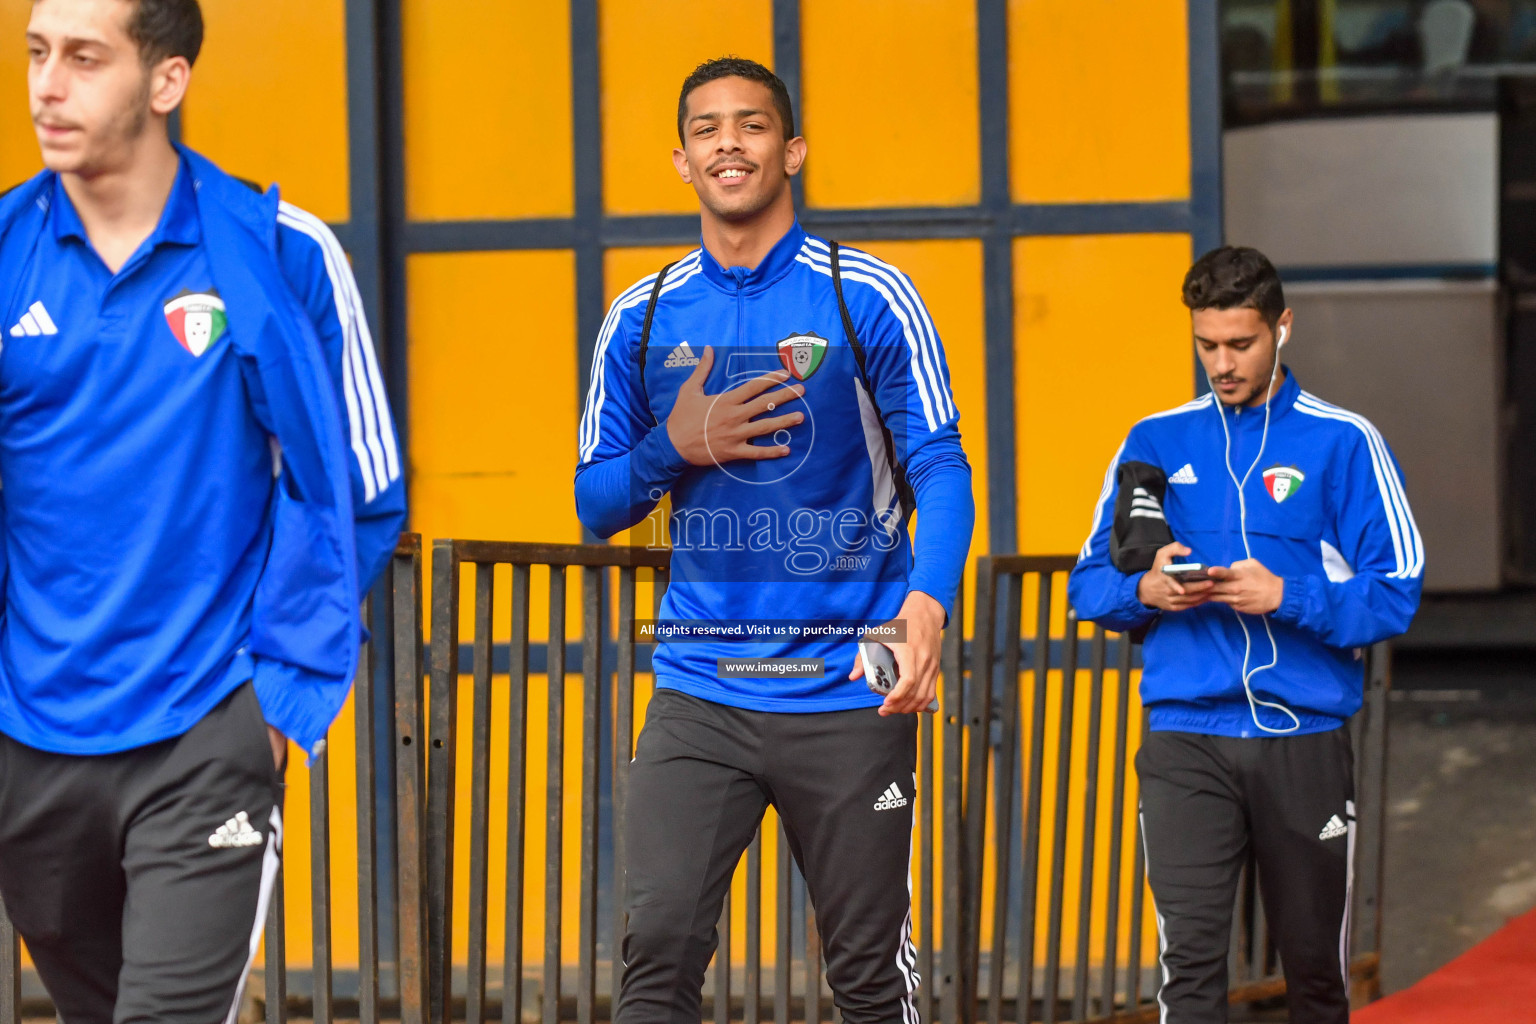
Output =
[
  {"x1": 1161, "y1": 562, "x2": 1211, "y2": 584},
  {"x1": 859, "y1": 640, "x2": 940, "y2": 713}
]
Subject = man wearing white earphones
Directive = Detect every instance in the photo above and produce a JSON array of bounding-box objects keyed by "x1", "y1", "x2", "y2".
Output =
[{"x1": 1069, "y1": 246, "x2": 1422, "y2": 1023}]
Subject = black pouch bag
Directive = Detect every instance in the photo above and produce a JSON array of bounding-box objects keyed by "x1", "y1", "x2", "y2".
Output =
[{"x1": 1109, "y1": 461, "x2": 1173, "y2": 573}]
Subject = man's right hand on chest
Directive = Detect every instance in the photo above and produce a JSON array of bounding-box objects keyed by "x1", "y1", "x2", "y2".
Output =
[
  {"x1": 666, "y1": 345, "x2": 807, "y2": 467},
  {"x1": 1137, "y1": 541, "x2": 1215, "y2": 613}
]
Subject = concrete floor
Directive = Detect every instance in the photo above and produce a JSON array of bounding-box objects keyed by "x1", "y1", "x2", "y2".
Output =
[{"x1": 1376, "y1": 691, "x2": 1536, "y2": 995}]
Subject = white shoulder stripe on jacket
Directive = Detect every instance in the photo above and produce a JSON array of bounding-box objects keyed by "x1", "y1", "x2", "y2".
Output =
[
  {"x1": 277, "y1": 201, "x2": 400, "y2": 504},
  {"x1": 1077, "y1": 394, "x2": 1214, "y2": 559},
  {"x1": 1294, "y1": 393, "x2": 1423, "y2": 579},
  {"x1": 799, "y1": 239, "x2": 956, "y2": 424},
  {"x1": 578, "y1": 251, "x2": 704, "y2": 464},
  {"x1": 794, "y1": 245, "x2": 955, "y2": 433}
]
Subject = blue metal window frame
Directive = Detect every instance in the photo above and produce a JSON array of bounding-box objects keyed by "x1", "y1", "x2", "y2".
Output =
[
  {"x1": 329, "y1": 0, "x2": 1221, "y2": 990},
  {"x1": 339, "y1": 0, "x2": 1222, "y2": 554}
]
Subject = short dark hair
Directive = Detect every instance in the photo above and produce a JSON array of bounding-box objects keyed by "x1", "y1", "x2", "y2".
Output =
[
  {"x1": 1181, "y1": 246, "x2": 1285, "y2": 327},
  {"x1": 125, "y1": 0, "x2": 204, "y2": 67},
  {"x1": 677, "y1": 56, "x2": 795, "y2": 144}
]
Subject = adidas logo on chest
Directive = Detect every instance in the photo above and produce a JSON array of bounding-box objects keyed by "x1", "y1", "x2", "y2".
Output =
[
  {"x1": 7, "y1": 301, "x2": 58, "y2": 338},
  {"x1": 664, "y1": 343, "x2": 700, "y2": 368}
]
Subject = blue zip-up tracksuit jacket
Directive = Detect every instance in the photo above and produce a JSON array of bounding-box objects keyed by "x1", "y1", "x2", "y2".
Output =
[
  {"x1": 0, "y1": 148, "x2": 405, "y2": 756},
  {"x1": 1068, "y1": 372, "x2": 1422, "y2": 737},
  {"x1": 575, "y1": 223, "x2": 975, "y2": 712}
]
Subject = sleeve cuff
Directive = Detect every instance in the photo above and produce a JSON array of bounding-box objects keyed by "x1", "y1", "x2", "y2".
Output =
[
  {"x1": 632, "y1": 421, "x2": 691, "y2": 489},
  {"x1": 1275, "y1": 575, "x2": 1307, "y2": 626},
  {"x1": 1122, "y1": 571, "x2": 1153, "y2": 616}
]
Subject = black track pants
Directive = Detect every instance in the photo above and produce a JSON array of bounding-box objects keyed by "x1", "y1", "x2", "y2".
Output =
[
  {"x1": 1136, "y1": 728, "x2": 1355, "y2": 1024},
  {"x1": 618, "y1": 689, "x2": 921, "y2": 1024},
  {"x1": 0, "y1": 682, "x2": 284, "y2": 1024}
]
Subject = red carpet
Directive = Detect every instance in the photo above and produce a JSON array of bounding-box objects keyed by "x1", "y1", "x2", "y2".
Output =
[{"x1": 1354, "y1": 907, "x2": 1536, "y2": 1022}]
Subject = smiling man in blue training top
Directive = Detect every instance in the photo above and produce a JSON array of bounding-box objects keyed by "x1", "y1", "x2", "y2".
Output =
[{"x1": 576, "y1": 57, "x2": 974, "y2": 1024}]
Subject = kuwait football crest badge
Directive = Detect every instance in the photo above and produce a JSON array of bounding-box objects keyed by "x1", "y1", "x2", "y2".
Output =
[
  {"x1": 777, "y1": 332, "x2": 828, "y2": 381},
  {"x1": 1263, "y1": 465, "x2": 1305, "y2": 503},
  {"x1": 163, "y1": 289, "x2": 228, "y2": 357}
]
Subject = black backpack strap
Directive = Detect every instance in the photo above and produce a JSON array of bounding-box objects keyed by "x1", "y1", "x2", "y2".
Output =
[
  {"x1": 636, "y1": 261, "x2": 677, "y2": 426},
  {"x1": 829, "y1": 241, "x2": 917, "y2": 523}
]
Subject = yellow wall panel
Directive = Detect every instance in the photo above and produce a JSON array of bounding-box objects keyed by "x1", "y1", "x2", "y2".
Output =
[
  {"x1": 409, "y1": 250, "x2": 578, "y2": 481},
  {"x1": 1010, "y1": 0, "x2": 1190, "y2": 204},
  {"x1": 404, "y1": 0, "x2": 573, "y2": 220},
  {"x1": 601, "y1": 1, "x2": 773, "y2": 215},
  {"x1": 0, "y1": 4, "x2": 38, "y2": 189},
  {"x1": 802, "y1": 0, "x2": 979, "y2": 208},
  {"x1": 186, "y1": 0, "x2": 349, "y2": 222},
  {"x1": 1014, "y1": 234, "x2": 1193, "y2": 554}
]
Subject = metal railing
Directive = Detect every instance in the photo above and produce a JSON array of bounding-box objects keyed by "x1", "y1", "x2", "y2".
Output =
[
  {"x1": 419, "y1": 539, "x2": 966, "y2": 1024},
  {"x1": 958, "y1": 555, "x2": 1393, "y2": 1023},
  {"x1": 0, "y1": 542, "x2": 1393, "y2": 1024}
]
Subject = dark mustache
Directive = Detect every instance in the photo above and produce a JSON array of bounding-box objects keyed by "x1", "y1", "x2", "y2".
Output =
[{"x1": 705, "y1": 158, "x2": 760, "y2": 174}]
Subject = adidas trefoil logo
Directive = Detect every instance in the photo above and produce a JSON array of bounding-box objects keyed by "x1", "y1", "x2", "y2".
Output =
[
  {"x1": 873, "y1": 782, "x2": 908, "y2": 811},
  {"x1": 209, "y1": 810, "x2": 264, "y2": 848},
  {"x1": 664, "y1": 343, "x2": 701, "y2": 368},
  {"x1": 8, "y1": 301, "x2": 58, "y2": 338},
  {"x1": 1318, "y1": 814, "x2": 1348, "y2": 841},
  {"x1": 1169, "y1": 463, "x2": 1198, "y2": 485}
]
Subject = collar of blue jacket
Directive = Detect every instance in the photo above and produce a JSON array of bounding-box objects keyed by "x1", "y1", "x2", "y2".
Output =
[{"x1": 696, "y1": 219, "x2": 808, "y2": 294}]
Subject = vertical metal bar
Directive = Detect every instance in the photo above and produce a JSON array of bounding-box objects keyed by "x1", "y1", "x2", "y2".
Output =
[
  {"x1": 746, "y1": 830, "x2": 763, "y2": 1024},
  {"x1": 1016, "y1": 573, "x2": 1054, "y2": 1024},
  {"x1": 805, "y1": 902, "x2": 821, "y2": 1024},
  {"x1": 613, "y1": 566, "x2": 639, "y2": 1018},
  {"x1": 940, "y1": 581, "x2": 966, "y2": 1024},
  {"x1": 466, "y1": 565, "x2": 496, "y2": 1024},
  {"x1": 579, "y1": 567, "x2": 604, "y2": 1024},
  {"x1": 1128, "y1": 715, "x2": 1151, "y2": 1011},
  {"x1": 395, "y1": 545, "x2": 430, "y2": 1024},
  {"x1": 1071, "y1": 631, "x2": 1107, "y2": 1020},
  {"x1": 1041, "y1": 609, "x2": 1079, "y2": 1024},
  {"x1": 987, "y1": 571, "x2": 1021, "y2": 1024},
  {"x1": 1186, "y1": 0, "x2": 1225, "y2": 393},
  {"x1": 919, "y1": 700, "x2": 936, "y2": 1024},
  {"x1": 311, "y1": 746, "x2": 335, "y2": 1024},
  {"x1": 354, "y1": 594, "x2": 380, "y2": 1024},
  {"x1": 770, "y1": 0, "x2": 805, "y2": 211},
  {"x1": 544, "y1": 566, "x2": 568, "y2": 1024},
  {"x1": 504, "y1": 565, "x2": 533, "y2": 1024},
  {"x1": 1358, "y1": 643, "x2": 1393, "y2": 982},
  {"x1": 427, "y1": 541, "x2": 462, "y2": 1022},
  {"x1": 1099, "y1": 636, "x2": 1133, "y2": 1016},
  {"x1": 265, "y1": 862, "x2": 288, "y2": 1024},
  {"x1": 0, "y1": 895, "x2": 22, "y2": 1024},
  {"x1": 976, "y1": 0, "x2": 1018, "y2": 554},
  {"x1": 964, "y1": 558, "x2": 998, "y2": 1024},
  {"x1": 716, "y1": 893, "x2": 733, "y2": 1024},
  {"x1": 775, "y1": 821, "x2": 791, "y2": 1024},
  {"x1": 569, "y1": 0, "x2": 605, "y2": 541}
]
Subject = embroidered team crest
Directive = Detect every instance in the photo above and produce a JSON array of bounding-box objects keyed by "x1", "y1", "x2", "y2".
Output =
[
  {"x1": 163, "y1": 290, "x2": 228, "y2": 357},
  {"x1": 1263, "y1": 465, "x2": 1305, "y2": 503},
  {"x1": 777, "y1": 332, "x2": 828, "y2": 381}
]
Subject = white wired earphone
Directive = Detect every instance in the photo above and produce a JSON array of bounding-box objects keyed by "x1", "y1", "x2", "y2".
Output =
[{"x1": 1206, "y1": 323, "x2": 1300, "y2": 735}]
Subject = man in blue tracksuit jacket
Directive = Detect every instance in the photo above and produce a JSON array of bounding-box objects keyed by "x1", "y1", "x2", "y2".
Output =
[
  {"x1": 1069, "y1": 247, "x2": 1421, "y2": 1023},
  {"x1": 576, "y1": 58, "x2": 973, "y2": 1023},
  {"x1": 0, "y1": 2, "x2": 403, "y2": 1020}
]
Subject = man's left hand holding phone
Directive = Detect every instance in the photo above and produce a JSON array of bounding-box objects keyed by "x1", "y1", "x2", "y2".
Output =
[{"x1": 1138, "y1": 542, "x2": 1217, "y2": 612}]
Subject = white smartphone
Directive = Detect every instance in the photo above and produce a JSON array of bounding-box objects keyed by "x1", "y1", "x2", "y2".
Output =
[
  {"x1": 1161, "y1": 562, "x2": 1211, "y2": 583},
  {"x1": 859, "y1": 640, "x2": 940, "y2": 713}
]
